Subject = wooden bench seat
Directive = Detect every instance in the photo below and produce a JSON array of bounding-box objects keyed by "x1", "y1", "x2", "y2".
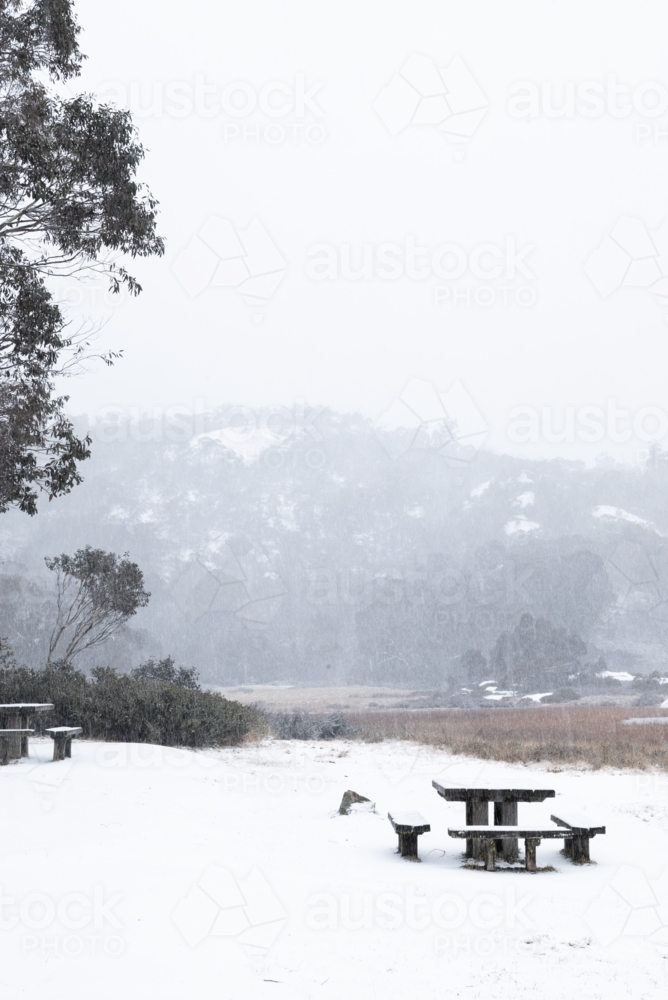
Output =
[
  {"x1": 388, "y1": 811, "x2": 431, "y2": 861},
  {"x1": 45, "y1": 727, "x2": 83, "y2": 761},
  {"x1": 448, "y1": 825, "x2": 574, "y2": 872},
  {"x1": 0, "y1": 730, "x2": 34, "y2": 766},
  {"x1": 551, "y1": 814, "x2": 606, "y2": 864}
]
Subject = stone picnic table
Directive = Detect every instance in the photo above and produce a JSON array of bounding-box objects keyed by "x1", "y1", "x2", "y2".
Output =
[
  {"x1": 0, "y1": 704, "x2": 54, "y2": 760},
  {"x1": 432, "y1": 781, "x2": 556, "y2": 860}
]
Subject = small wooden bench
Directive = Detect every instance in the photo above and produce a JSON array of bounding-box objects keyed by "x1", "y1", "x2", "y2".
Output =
[
  {"x1": 388, "y1": 811, "x2": 431, "y2": 861},
  {"x1": 45, "y1": 727, "x2": 83, "y2": 761},
  {"x1": 0, "y1": 730, "x2": 34, "y2": 766},
  {"x1": 551, "y1": 814, "x2": 606, "y2": 863},
  {"x1": 448, "y1": 826, "x2": 574, "y2": 872}
]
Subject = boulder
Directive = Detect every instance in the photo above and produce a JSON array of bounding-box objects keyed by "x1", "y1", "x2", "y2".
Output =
[{"x1": 339, "y1": 789, "x2": 372, "y2": 815}]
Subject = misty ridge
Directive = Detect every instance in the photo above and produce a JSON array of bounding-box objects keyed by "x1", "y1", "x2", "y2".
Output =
[{"x1": 2, "y1": 402, "x2": 667, "y2": 696}]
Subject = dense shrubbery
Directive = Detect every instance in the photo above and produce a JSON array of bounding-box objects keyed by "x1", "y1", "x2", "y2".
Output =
[
  {"x1": 0, "y1": 663, "x2": 259, "y2": 747},
  {"x1": 130, "y1": 656, "x2": 200, "y2": 689}
]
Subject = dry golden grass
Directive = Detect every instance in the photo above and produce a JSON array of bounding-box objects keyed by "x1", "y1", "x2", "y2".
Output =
[{"x1": 347, "y1": 706, "x2": 668, "y2": 770}]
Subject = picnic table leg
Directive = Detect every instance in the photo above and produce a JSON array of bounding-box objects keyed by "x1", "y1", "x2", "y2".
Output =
[
  {"x1": 399, "y1": 831, "x2": 419, "y2": 860},
  {"x1": 53, "y1": 734, "x2": 66, "y2": 762},
  {"x1": 525, "y1": 838, "x2": 540, "y2": 872},
  {"x1": 0, "y1": 737, "x2": 8, "y2": 766},
  {"x1": 466, "y1": 800, "x2": 488, "y2": 860},
  {"x1": 571, "y1": 834, "x2": 590, "y2": 864},
  {"x1": 20, "y1": 710, "x2": 30, "y2": 757},
  {"x1": 482, "y1": 838, "x2": 496, "y2": 872},
  {"x1": 65, "y1": 737, "x2": 73, "y2": 759},
  {"x1": 494, "y1": 801, "x2": 519, "y2": 861},
  {"x1": 7, "y1": 711, "x2": 21, "y2": 760}
]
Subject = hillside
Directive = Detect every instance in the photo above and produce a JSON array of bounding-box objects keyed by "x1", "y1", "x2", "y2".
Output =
[{"x1": 1, "y1": 408, "x2": 667, "y2": 686}]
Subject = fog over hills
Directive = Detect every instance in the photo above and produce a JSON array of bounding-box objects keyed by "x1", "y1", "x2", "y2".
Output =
[{"x1": 1, "y1": 405, "x2": 666, "y2": 688}]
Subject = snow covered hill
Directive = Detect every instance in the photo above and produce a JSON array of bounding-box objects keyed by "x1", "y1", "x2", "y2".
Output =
[{"x1": 2, "y1": 420, "x2": 668, "y2": 683}]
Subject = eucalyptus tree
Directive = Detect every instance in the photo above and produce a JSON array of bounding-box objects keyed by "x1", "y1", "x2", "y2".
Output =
[
  {"x1": 0, "y1": 1, "x2": 163, "y2": 513},
  {"x1": 46, "y1": 546, "x2": 150, "y2": 663}
]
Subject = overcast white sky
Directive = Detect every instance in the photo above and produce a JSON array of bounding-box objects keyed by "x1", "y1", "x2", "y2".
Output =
[{"x1": 55, "y1": 0, "x2": 668, "y2": 465}]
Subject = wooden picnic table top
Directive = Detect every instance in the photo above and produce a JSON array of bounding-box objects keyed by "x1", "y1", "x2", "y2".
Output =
[
  {"x1": 0, "y1": 703, "x2": 54, "y2": 712},
  {"x1": 45, "y1": 726, "x2": 83, "y2": 735},
  {"x1": 432, "y1": 781, "x2": 555, "y2": 802}
]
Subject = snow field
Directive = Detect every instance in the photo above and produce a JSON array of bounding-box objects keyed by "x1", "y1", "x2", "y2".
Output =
[{"x1": 1, "y1": 738, "x2": 667, "y2": 998}]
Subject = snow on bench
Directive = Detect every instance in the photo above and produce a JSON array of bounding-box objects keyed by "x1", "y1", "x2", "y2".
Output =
[
  {"x1": 550, "y1": 813, "x2": 606, "y2": 863},
  {"x1": 0, "y1": 730, "x2": 34, "y2": 766},
  {"x1": 388, "y1": 811, "x2": 431, "y2": 861},
  {"x1": 448, "y1": 825, "x2": 575, "y2": 872},
  {"x1": 45, "y1": 727, "x2": 83, "y2": 762}
]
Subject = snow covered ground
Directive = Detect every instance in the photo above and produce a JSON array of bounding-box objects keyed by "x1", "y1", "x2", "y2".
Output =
[{"x1": 2, "y1": 738, "x2": 668, "y2": 998}]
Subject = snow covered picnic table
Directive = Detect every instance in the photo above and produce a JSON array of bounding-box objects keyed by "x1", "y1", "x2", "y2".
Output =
[
  {"x1": 0, "y1": 703, "x2": 53, "y2": 760},
  {"x1": 432, "y1": 781, "x2": 556, "y2": 860}
]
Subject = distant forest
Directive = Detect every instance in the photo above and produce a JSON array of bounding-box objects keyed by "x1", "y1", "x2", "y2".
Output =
[{"x1": 1, "y1": 406, "x2": 667, "y2": 688}]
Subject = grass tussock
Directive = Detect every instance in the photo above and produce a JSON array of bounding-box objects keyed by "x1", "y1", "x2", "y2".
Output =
[{"x1": 347, "y1": 706, "x2": 668, "y2": 770}]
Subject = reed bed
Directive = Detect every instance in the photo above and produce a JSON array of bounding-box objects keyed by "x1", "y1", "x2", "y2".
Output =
[{"x1": 346, "y1": 705, "x2": 668, "y2": 770}]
